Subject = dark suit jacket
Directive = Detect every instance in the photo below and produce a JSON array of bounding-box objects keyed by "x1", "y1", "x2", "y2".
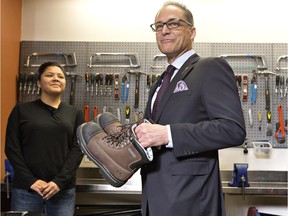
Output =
[{"x1": 141, "y1": 54, "x2": 246, "y2": 216}]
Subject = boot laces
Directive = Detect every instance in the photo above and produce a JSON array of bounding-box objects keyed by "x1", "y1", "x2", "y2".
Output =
[{"x1": 104, "y1": 115, "x2": 145, "y2": 148}]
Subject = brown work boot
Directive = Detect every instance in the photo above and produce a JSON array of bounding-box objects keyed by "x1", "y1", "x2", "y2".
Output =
[
  {"x1": 94, "y1": 112, "x2": 122, "y2": 135},
  {"x1": 77, "y1": 121, "x2": 153, "y2": 187}
]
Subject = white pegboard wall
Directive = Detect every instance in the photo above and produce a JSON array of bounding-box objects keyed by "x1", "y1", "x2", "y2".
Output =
[{"x1": 18, "y1": 41, "x2": 288, "y2": 148}]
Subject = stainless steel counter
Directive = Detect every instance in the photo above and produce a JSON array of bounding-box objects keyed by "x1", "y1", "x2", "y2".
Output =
[
  {"x1": 2, "y1": 169, "x2": 286, "y2": 196},
  {"x1": 2, "y1": 168, "x2": 287, "y2": 215},
  {"x1": 76, "y1": 168, "x2": 287, "y2": 196}
]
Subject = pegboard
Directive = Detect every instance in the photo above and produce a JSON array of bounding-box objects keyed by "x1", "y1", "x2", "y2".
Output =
[{"x1": 18, "y1": 41, "x2": 288, "y2": 148}]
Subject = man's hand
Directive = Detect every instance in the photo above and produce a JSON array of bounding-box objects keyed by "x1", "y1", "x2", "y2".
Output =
[
  {"x1": 135, "y1": 123, "x2": 169, "y2": 148},
  {"x1": 42, "y1": 181, "x2": 60, "y2": 200}
]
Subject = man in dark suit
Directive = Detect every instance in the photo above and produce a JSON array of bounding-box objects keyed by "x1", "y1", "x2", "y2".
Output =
[{"x1": 135, "y1": 2, "x2": 246, "y2": 216}]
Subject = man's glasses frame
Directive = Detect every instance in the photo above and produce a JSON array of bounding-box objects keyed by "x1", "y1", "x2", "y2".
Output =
[{"x1": 150, "y1": 18, "x2": 193, "y2": 32}]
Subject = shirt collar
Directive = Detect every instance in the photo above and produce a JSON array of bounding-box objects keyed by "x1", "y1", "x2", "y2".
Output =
[{"x1": 167, "y1": 50, "x2": 196, "y2": 70}]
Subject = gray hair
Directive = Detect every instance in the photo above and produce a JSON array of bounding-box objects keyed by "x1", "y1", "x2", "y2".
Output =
[{"x1": 162, "y1": 1, "x2": 194, "y2": 26}]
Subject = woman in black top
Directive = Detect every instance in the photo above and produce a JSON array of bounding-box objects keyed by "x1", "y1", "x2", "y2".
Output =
[{"x1": 5, "y1": 62, "x2": 84, "y2": 216}]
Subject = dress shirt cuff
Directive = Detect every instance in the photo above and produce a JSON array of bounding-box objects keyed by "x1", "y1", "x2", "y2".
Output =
[{"x1": 165, "y1": 125, "x2": 173, "y2": 148}]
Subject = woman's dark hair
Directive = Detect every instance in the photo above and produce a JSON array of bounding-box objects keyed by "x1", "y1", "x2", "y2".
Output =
[{"x1": 37, "y1": 62, "x2": 66, "y2": 80}]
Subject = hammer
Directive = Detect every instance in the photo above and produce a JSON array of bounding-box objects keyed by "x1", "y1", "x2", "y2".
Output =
[{"x1": 66, "y1": 72, "x2": 82, "y2": 105}]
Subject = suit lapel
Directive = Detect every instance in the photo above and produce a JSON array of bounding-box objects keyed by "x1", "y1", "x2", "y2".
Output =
[{"x1": 154, "y1": 54, "x2": 201, "y2": 122}]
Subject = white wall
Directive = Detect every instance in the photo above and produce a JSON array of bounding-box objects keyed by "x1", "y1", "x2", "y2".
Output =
[{"x1": 22, "y1": 0, "x2": 288, "y2": 43}]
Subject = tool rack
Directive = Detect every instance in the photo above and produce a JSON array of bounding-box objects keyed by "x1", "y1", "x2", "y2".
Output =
[
  {"x1": 219, "y1": 54, "x2": 287, "y2": 148},
  {"x1": 17, "y1": 41, "x2": 288, "y2": 148}
]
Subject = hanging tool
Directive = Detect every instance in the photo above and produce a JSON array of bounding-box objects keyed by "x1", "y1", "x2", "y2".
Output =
[
  {"x1": 87, "y1": 53, "x2": 140, "y2": 68},
  {"x1": 99, "y1": 73, "x2": 104, "y2": 96},
  {"x1": 84, "y1": 105, "x2": 90, "y2": 122},
  {"x1": 125, "y1": 106, "x2": 130, "y2": 124},
  {"x1": 279, "y1": 76, "x2": 285, "y2": 99},
  {"x1": 219, "y1": 54, "x2": 268, "y2": 71},
  {"x1": 24, "y1": 52, "x2": 77, "y2": 67},
  {"x1": 275, "y1": 105, "x2": 286, "y2": 143},
  {"x1": 93, "y1": 106, "x2": 99, "y2": 119},
  {"x1": 90, "y1": 73, "x2": 95, "y2": 97},
  {"x1": 258, "y1": 111, "x2": 262, "y2": 131},
  {"x1": 121, "y1": 74, "x2": 129, "y2": 103},
  {"x1": 235, "y1": 75, "x2": 242, "y2": 96},
  {"x1": 250, "y1": 71, "x2": 257, "y2": 105},
  {"x1": 23, "y1": 73, "x2": 28, "y2": 96},
  {"x1": 32, "y1": 72, "x2": 39, "y2": 95},
  {"x1": 105, "y1": 73, "x2": 113, "y2": 96},
  {"x1": 114, "y1": 73, "x2": 120, "y2": 100},
  {"x1": 116, "y1": 107, "x2": 121, "y2": 122},
  {"x1": 95, "y1": 73, "x2": 100, "y2": 96},
  {"x1": 103, "y1": 106, "x2": 107, "y2": 113},
  {"x1": 107, "y1": 73, "x2": 114, "y2": 96},
  {"x1": 248, "y1": 72, "x2": 257, "y2": 127},
  {"x1": 27, "y1": 72, "x2": 35, "y2": 95},
  {"x1": 66, "y1": 72, "x2": 82, "y2": 105},
  {"x1": 85, "y1": 72, "x2": 90, "y2": 92},
  {"x1": 126, "y1": 70, "x2": 146, "y2": 108},
  {"x1": 264, "y1": 74, "x2": 273, "y2": 136},
  {"x1": 242, "y1": 74, "x2": 248, "y2": 102},
  {"x1": 256, "y1": 70, "x2": 278, "y2": 136},
  {"x1": 18, "y1": 73, "x2": 24, "y2": 99},
  {"x1": 285, "y1": 77, "x2": 288, "y2": 98},
  {"x1": 134, "y1": 72, "x2": 140, "y2": 108},
  {"x1": 266, "y1": 110, "x2": 273, "y2": 136},
  {"x1": 264, "y1": 75, "x2": 270, "y2": 111},
  {"x1": 275, "y1": 75, "x2": 280, "y2": 98},
  {"x1": 146, "y1": 74, "x2": 152, "y2": 93},
  {"x1": 108, "y1": 107, "x2": 113, "y2": 113}
]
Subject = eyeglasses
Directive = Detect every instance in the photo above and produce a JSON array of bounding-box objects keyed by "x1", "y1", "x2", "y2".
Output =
[{"x1": 150, "y1": 18, "x2": 192, "y2": 32}]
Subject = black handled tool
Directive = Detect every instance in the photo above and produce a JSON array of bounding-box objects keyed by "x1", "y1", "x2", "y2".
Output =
[
  {"x1": 66, "y1": 72, "x2": 82, "y2": 105},
  {"x1": 264, "y1": 76, "x2": 270, "y2": 111},
  {"x1": 134, "y1": 72, "x2": 140, "y2": 108}
]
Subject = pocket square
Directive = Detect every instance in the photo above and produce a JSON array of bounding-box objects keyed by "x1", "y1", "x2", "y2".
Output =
[{"x1": 173, "y1": 80, "x2": 189, "y2": 93}]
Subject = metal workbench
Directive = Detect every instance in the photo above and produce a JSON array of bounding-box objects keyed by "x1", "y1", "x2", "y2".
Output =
[{"x1": 2, "y1": 169, "x2": 287, "y2": 215}]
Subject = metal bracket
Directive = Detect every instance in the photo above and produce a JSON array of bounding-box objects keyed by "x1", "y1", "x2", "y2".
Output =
[
  {"x1": 256, "y1": 70, "x2": 278, "y2": 76},
  {"x1": 87, "y1": 53, "x2": 140, "y2": 68},
  {"x1": 151, "y1": 54, "x2": 167, "y2": 69},
  {"x1": 24, "y1": 52, "x2": 77, "y2": 67},
  {"x1": 276, "y1": 55, "x2": 288, "y2": 70},
  {"x1": 219, "y1": 54, "x2": 268, "y2": 70}
]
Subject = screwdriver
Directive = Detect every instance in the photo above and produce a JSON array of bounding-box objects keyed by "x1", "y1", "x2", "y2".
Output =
[
  {"x1": 85, "y1": 73, "x2": 89, "y2": 92},
  {"x1": 258, "y1": 111, "x2": 262, "y2": 131}
]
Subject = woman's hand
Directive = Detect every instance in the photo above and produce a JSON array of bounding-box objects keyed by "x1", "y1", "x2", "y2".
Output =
[{"x1": 42, "y1": 181, "x2": 60, "y2": 200}]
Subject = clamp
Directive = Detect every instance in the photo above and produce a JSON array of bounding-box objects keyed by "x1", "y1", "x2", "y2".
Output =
[
  {"x1": 228, "y1": 163, "x2": 250, "y2": 187},
  {"x1": 228, "y1": 163, "x2": 250, "y2": 202}
]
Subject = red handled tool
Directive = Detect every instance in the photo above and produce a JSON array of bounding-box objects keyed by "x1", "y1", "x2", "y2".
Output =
[
  {"x1": 84, "y1": 105, "x2": 89, "y2": 122},
  {"x1": 242, "y1": 74, "x2": 248, "y2": 102},
  {"x1": 93, "y1": 106, "x2": 99, "y2": 119},
  {"x1": 275, "y1": 105, "x2": 286, "y2": 143}
]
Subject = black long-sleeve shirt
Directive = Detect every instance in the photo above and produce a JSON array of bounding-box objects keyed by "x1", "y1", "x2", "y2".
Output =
[{"x1": 5, "y1": 99, "x2": 84, "y2": 190}]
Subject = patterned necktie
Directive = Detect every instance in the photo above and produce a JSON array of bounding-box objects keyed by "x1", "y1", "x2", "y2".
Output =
[{"x1": 151, "y1": 65, "x2": 176, "y2": 121}]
